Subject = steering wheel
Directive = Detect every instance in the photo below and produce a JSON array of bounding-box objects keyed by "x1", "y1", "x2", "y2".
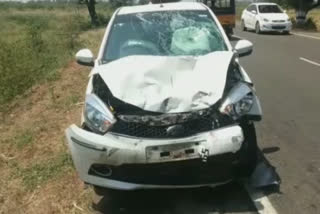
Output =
[{"x1": 119, "y1": 40, "x2": 160, "y2": 58}]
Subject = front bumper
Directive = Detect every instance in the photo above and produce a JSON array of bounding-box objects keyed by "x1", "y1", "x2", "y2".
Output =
[
  {"x1": 66, "y1": 125, "x2": 245, "y2": 190},
  {"x1": 260, "y1": 22, "x2": 292, "y2": 32}
]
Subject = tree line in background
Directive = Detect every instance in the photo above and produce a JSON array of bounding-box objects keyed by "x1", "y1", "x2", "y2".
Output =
[
  {"x1": 78, "y1": 0, "x2": 98, "y2": 25},
  {"x1": 271, "y1": 0, "x2": 320, "y2": 24},
  {"x1": 78, "y1": 0, "x2": 319, "y2": 26},
  {"x1": 78, "y1": 0, "x2": 142, "y2": 25}
]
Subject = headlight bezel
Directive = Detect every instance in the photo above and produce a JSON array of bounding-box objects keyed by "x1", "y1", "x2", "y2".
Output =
[
  {"x1": 84, "y1": 93, "x2": 116, "y2": 134},
  {"x1": 263, "y1": 18, "x2": 270, "y2": 22},
  {"x1": 219, "y1": 83, "x2": 254, "y2": 120}
]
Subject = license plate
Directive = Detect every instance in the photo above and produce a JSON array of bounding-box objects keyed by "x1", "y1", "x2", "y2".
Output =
[
  {"x1": 146, "y1": 142, "x2": 200, "y2": 163},
  {"x1": 272, "y1": 25, "x2": 285, "y2": 29}
]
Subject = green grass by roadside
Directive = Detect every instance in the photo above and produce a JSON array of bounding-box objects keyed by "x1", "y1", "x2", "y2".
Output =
[
  {"x1": 288, "y1": 9, "x2": 320, "y2": 31},
  {"x1": 0, "y1": 2, "x2": 113, "y2": 213},
  {"x1": 236, "y1": 2, "x2": 249, "y2": 21},
  {"x1": 0, "y1": 2, "x2": 113, "y2": 113}
]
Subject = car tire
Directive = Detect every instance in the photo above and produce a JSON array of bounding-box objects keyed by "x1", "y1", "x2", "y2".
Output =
[
  {"x1": 241, "y1": 20, "x2": 247, "y2": 31},
  {"x1": 237, "y1": 121, "x2": 258, "y2": 177},
  {"x1": 93, "y1": 186, "x2": 126, "y2": 203},
  {"x1": 255, "y1": 22, "x2": 261, "y2": 34},
  {"x1": 92, "y1": 186, "x2": 127, "y2": 212},
  {"x1": 283, "y1": 30, "x2": 290, "y2": 35},
  {"x1": 93, "y1": 185, "x2": 125, "y2": 196}
]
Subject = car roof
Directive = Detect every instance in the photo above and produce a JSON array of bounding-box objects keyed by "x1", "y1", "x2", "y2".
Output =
[{"x1": 118, "y1": 2, "x2": 207, "y2": 15}]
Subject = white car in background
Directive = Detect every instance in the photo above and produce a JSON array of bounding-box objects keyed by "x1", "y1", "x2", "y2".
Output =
[
  {"x1": 241, "y1": 3, "x2": 292, "y2": 34},
  {"x1": 66, "y1": 2, "x2": 262, "y2": 198}
]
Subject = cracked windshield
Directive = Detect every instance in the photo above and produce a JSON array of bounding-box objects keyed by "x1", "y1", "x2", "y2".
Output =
[{"x1": 103, "y1": 10, "x2": 226, "y2": 63}]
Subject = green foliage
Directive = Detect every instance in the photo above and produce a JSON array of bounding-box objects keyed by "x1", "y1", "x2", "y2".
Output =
[
  {"x1": 0, "y1": 1, "x2": 71, "y2": 11},
  {"x1": 236, "y1": 2, "x2": 250, "y2": 20},
  {"x1": 77, "y1": 1, "x2": 114, "y2": 27},
  {"x1": 14, "y1": 152, "x2": 73, "y2": 190},
  {"x1": 291, "y1": 17, "x2": 318, "y2": 30},
  {"x1": 14, "y1": 130, "x2": 34, "y2": 149},
  {"x1": 97, "y1": 12, "x2": 112, "y2": 26},
  {"x1": 0, "y1": 3, "x2": 114, "y2": 111},
  {"x1": 0, "y1": 2, "x2": 115, "y2": 111},
  {"x1": 286, "y1": 0, "x2": 319, "y2": 10},
  {"x1": 0, "y1": 16, "x2": 63, "y2": 109},
  {"x1": 269, "y1": 0, "x2": 290, "y2": 8},
  {"x1": 109, "y1": 0, "x2": 132, "y2": 9}
]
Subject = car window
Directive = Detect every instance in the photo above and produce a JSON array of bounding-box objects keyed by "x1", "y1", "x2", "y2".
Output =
[
  {"x1": 252, "y1": 5, "x2": 257, "y2": 13},
  {"x1": 258, "y1": 5, "x2": 283, "y2": 13},
  {"x1": 102, "y1": 10, "x2": 227, "y2": 63},
  {"x1": 246, "y1": 5, "x2": 254, "y2": 12},
  {"x1": 212, "y1": 0, "x2": 231, "y2": 8}
]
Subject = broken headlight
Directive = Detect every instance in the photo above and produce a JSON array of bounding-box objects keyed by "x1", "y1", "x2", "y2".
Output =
[
  {"x1": 219, "y1": 83, "x2": 254, "y2": 120},
  {"x1": 84, "y1": 94, "x2": 116, "y2": 134}
]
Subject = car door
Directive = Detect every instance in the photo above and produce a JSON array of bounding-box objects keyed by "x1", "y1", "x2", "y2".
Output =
[
  {"x1": 246, "y1": 5, "x2": 258, "y2": 29},
  {"x1": 241, "y1": 5, "x2": 251, "y2": 27},
  {"x1": 244, "y1": 5, "x2": 254, "y2": 29},
  {"x1": 250, "y1": 5, "x2": 258, "y2": 27}
]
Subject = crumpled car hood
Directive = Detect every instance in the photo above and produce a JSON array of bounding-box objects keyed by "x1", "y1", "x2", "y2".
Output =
[{"x1": 94, "y1": 51, "x2": 234, "y2": 113}]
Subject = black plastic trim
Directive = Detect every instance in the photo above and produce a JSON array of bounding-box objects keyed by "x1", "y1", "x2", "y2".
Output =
[{"x1": 71, "y1": 137, "x2": 106, "y2": 152}]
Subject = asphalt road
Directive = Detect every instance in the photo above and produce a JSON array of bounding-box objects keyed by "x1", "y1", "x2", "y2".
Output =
[
  {"x1": 92, "y1": 29, "x2": 320, "y2": 214},
  {"x1": 237, "y1": 28, "x2": 320, "y2": 214},
  {"x1": 92, "y1": 183, "x2": 257, "y2": 214}
]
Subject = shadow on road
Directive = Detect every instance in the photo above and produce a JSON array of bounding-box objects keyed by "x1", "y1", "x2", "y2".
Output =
[
  {"x1": 261, "y1": 146, "x2": 280, "y2": 154},
  {"x1": 90, "y1": 148, "x2": 282, "y2": 214},
  {"x1": 91, "y1": 182, "x2": 257, "y2": 214},
  {"x1": 242, "y1": 30, "x2": 293, "y2": 36}
]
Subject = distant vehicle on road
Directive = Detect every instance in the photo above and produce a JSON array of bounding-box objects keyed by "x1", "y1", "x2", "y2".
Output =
[
  {"x1": 200, "y1": 0, "x2": 236, "y2": 36},
  {"x1": 241, "y1": 2, "x2": 292, "y2": 34},
  {"x1": 66, "y1": 2, "x2": 262, "y2": 200}
]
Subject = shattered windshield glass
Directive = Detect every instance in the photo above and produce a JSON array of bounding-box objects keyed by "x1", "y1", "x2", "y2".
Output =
[{"x1": 102, "y1": 10, "x2": 227, "y2": 63}]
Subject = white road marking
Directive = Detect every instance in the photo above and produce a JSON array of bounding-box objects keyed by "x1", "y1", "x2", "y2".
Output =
[
  {"x1": 245, "y1": 184, "x2": 278, "y2": 214},
  {"x1": 292, "y1": 32, "x2": 320, "y2": 40},
  {"x1": 300, "y1": 57, "x2": 320, "y2": 67}
]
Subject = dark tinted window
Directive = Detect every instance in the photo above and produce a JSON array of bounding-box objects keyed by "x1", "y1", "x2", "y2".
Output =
[
  {"x1": 258, "y1": 5, "x2": 282, "y2": 13},
  {"x1": 252, "y1": 5, "x2": 257, "y2": 12},
  {"x1": 246, "y1": 5, "x2": 254, "y2": 12},
  {"x1": 213, "y1": 0, "x2": 231, "y2": 8}
]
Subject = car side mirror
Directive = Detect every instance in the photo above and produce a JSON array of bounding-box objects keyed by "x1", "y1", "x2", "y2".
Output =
[
  {"x1": 76, "y1": 49, "x2": 94, "y2": 67},
  {"x1": 252, "y1": 10, "x2": 257, "y2": 15},
  {"x1": 234, "y1": 40, "x2": 253, "y2": 57}
]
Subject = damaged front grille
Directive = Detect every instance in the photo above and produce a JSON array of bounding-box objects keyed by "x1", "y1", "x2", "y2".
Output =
[
  {"x1": 110, "y1": 112, "x2": 233, "y2": 138},
  {"x1": 93, "y1": 74, "x2": 234, "y2": 138}
]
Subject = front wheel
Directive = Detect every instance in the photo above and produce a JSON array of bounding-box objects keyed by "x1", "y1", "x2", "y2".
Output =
[
  {"x1": 283, "y1": 30, "x2": 290, "y2": 35},
  {"x1": 255, "y1": 22, "x2": 261, "y2": 34},
  {"x1": 92, "y1": 186, "x2": 126, "y2": 210}
]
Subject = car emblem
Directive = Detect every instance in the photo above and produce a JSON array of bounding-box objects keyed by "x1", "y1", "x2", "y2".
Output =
[{"x1": 166, "y1": 125, "x2": 185, "y2": 137}]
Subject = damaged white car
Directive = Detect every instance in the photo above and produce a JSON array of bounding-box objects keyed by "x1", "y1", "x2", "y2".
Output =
[{"x1": 66, "y1": 2, "x2": 262, "y2": 194}]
